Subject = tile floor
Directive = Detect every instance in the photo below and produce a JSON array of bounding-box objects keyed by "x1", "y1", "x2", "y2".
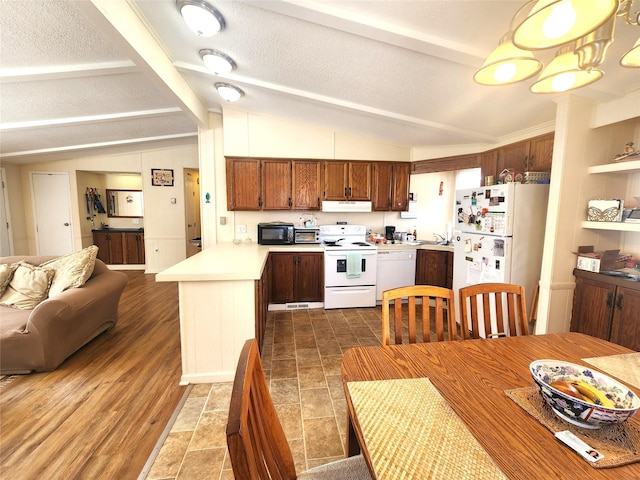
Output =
[{"x1": 146, "y1": 306, "x2": 385, "y2": 480}]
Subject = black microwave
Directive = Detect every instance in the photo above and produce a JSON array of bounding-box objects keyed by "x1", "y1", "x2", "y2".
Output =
[{"x1": 258, "y1": 222, "x2": 294, "y2": 245}]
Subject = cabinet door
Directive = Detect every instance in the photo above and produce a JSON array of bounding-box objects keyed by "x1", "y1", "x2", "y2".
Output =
[
  {"x1": 124, "y1": 232, "x2": 145, "y2": 264},
  {"x1": 348, "y1": 161, "x2": 371, "y2": 201},
  {"x1": 270, "y1": 253, "x2": 295, "y2": 303},
  {"x1": 415, "y1": 250, "x2": 448, "y2": 287},
  {"x1": 527, "y1": 133, "x2": 554, "y2": 172},
  {"x1": 262, "y1": 159, "x2": 292, "y2": 210},
  {"x1": 391, "y1": 163, "x2": 410, "y2": 211},
  {"x1": 609, "y1": 287, "x2": 640, "y2": 351},
  {"x1": 226, "y1": 158, "x2": 261, "y2": 210},
  {"x1": 295, "y1": 252, "x2": 324, "y2": 302},
  {"x1": 446, "y1": 251, "x2": 453, "y2": 289},
  {"x1": 109, "y1": 233, "x2": 125, "y2": 264},
  {"x1": 372, "y1": 162, "x2": 393, "y2": 211},
  {"x1": 570, "y1": 277, "x2": 615, "y2": 341},
  {"x1": 93, "y1": 231, "x2": 110, "y2": 263},
  {"x1": 498, "y1": 141, "x2": 530, "y2": 176},
  {"x1": 292, "y1": 160, "x2": 321, "y2": 210},
  {"x1": 323, "y1": 161, "x2": 349, "y2": 201},
  {"x1": 480, "y1": 150, "x2": 497, "y2": 186}
]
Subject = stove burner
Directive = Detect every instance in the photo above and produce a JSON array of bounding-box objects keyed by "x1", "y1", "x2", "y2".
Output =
[{"x1": 352, "y1": 242, "x2": 371, "y2": 247}]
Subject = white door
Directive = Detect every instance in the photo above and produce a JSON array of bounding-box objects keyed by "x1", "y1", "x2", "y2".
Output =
[
  {"x1": 32, "y1": 172, "x2": 74, "y2": 255},
  {"x1": 0, "y1": 168, "x2": 13, "y2": 256}
]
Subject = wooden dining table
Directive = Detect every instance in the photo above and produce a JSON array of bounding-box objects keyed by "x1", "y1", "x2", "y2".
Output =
[{"x1": 341, "y1": 332, "x2": 640, "y2": 480}]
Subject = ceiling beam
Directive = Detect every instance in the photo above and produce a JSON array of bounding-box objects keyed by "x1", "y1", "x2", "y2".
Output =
[
  {"x1": 72, "y1": 0, "x2": 208, "y2": 128},
  {"x1": 0, "y1": 108, "x2": 184, "y2": 132},
  {"x1": 0, "y1": 61, "x2": 138, "y2": 83}
]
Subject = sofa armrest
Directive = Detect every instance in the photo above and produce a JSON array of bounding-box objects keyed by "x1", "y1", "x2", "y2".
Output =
[{"x1": 26, "y1": 269, "x2": 128, "y2": 370}]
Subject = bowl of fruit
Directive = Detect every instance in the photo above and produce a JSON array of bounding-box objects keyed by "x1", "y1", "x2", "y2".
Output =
[{"x1": 529, "y1": 359, "x2": 640, "y2": 429}]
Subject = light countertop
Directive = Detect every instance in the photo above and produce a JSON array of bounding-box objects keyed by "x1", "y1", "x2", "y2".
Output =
[
  {"x1": 156, "y1": 241, "x2": 452, "y2": 283},
  {"x1": 155, "y1": 243, "x2": 323, "y2": 282}
]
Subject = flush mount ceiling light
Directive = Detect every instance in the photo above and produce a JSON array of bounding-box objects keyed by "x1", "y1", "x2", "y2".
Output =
[
  {"x1": 200, "y1": 49, "x2": 236, "y2": 75},
  {"x1": 474, "y1": 0, "x2": 640, "y2": 93},
  {"x1": 215, "y1": 82, "x2": 244, "y2": 102},
  {"x1": 177, "y1": 0, "x2": 225, "y2": 37}
]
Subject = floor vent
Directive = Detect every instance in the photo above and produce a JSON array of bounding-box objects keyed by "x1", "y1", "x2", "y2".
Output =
[{"x1": 286, "y1": 303, "x2": 309, "y2": 310}]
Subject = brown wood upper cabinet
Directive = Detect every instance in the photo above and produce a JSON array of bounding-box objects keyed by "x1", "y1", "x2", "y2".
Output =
[
  {"x1": 323, "y1": 160, "x2": 371, "y2": 201},
  {"x1": 292, "y1": 160, "x2": 322, "y2": 210},
  {"x1": 226, "y1": 157, "x2": 262, "y2": 210},
  {"x1": 262, "y1": 159, "x2": 292, "y2": 210},
  {"x1": 227, "y1": 157, "x2": 322, "y2": 211},
  {"x1": 372, "y1": 162, "x2": 411, "y2": 211},
  {"x1": 480, "y1": 133, "x2": 554, "y2": 186}
]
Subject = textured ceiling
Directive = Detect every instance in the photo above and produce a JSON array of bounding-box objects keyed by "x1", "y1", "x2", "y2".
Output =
[{"x1": 1, "y1": 0, "x2": 639, "y2": 164}]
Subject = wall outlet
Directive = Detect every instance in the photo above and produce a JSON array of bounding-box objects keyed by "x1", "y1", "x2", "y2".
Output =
[
  {"x1": 237, "y1": 224, "x2": 247, "y2": 234},
  {"x1": 133, "y1": 218, "x2": 139, "y2": 224}
]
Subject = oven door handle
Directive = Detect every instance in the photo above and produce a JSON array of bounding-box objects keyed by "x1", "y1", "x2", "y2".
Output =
[{"x1": 324, "y1": 251, "x2": 377, "y2": 257}]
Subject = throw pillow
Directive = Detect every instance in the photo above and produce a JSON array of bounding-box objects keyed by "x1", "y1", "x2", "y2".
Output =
[
  {"x1": 0, "y1": 262, "x2": 54, "y2": 310},
  {"x1": 40, "y1": 245, "x2": 99, "y2": 297},
  {"x1": 0, "y1": 264, "x2": 18, "y2": 296}
]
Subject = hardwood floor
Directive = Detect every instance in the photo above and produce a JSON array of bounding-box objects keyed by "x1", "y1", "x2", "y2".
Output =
[{"x1": 0, "y1": 271, "x2": 186, "y2": 479}]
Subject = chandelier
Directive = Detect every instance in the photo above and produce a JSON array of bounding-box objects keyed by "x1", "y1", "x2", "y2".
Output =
[{"x1": 474, "y1": 0, "x2": 640, "y2": 93}]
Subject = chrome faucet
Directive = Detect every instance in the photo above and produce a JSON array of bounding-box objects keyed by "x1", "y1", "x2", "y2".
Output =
[{"x1": 433, "y1": 233, "x2": 447, "y2": 245}]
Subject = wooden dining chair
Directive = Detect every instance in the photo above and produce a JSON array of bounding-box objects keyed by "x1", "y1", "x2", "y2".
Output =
[
  {"x1": 226, "y1": 339, "x2": 371, "y2": 480},
  {"x1": 458, "y1": 283, "x2": 528, "y2": 339},
  {"x1": 381, "y1": 285, "x2": 459, "y2": 345}
]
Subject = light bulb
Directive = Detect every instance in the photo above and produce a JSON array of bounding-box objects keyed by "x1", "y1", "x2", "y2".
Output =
[
  {"x1": 551, "y1": 72, "x2": 576, "y2": 92},
  {"x1": 494, "y1": 63, "x2": 517, "y2": 82},
  {"x1": 542, "y1": 3, "x2": 576, "y2": 39}
]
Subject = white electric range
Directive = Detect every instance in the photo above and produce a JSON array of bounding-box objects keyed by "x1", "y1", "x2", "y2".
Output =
[{"x1": 319, "y1": 225, "x2": 377, "y2": 309}]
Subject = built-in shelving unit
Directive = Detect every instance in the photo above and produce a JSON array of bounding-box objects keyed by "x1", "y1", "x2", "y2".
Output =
[
  {"x1": 584, "y1": 158, "x2": 639, "y2": 233},
  {"x1": 581, "y1": 221, "x2": 640, "y2": 232},
  {"x1": 587, "y1": 159, "x2": 640, "y2": 174}
]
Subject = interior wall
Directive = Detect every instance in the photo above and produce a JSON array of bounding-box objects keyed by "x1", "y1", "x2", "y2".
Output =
[
  {"x1": 14, "y1": 142, "x2": 198, "y2": 272},
  {"x1": 3, "y1": 163, "x2": 28, "y2": 255},
  {"x1": 217, "y1": 107, "x2": 443, "y2": 243},
  {"x1": 537, "y1": 97, "x2": 639, "y2": 335}
]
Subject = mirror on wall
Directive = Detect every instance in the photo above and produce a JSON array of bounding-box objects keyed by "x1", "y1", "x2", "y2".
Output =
[{"x1": 107, "y1": 189, "x2": 144, "y2": 218}]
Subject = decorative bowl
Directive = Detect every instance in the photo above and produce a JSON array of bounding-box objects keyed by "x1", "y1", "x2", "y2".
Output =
[{"x1": 529, "y1": 359, "x2": 640, "y2": 429}]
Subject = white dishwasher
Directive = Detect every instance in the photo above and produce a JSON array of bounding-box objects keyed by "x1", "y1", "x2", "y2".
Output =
[{"x1": 376, "y1": 249, "x2": 417, "y2": 302}]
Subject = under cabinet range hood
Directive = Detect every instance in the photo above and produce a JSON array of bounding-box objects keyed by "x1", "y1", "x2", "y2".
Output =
[{"x1": 322, "y1": 201, "x2": 372, "y2": 213}]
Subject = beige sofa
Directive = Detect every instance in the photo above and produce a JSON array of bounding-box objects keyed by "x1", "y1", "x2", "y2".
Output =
[{"x1": 0, "y1": 255, "x2": 128, "y2": 374}]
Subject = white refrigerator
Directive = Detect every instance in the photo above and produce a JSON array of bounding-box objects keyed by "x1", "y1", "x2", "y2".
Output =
[{"x1": 452, "y1": 183, "x2": 550, "y2": 323}]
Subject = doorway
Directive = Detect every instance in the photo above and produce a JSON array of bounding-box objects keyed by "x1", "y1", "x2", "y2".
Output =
[
  {"x1": 184, "y1": 168, "x2": 201, "y2": 257},
  {"x1": 31, "y1": 172, "x2": 74, "y2": 255}
]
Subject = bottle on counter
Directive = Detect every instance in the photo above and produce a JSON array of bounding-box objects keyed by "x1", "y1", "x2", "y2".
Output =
[{"x1": 413, "y1": 226, "x2": 417, "y2": 238}]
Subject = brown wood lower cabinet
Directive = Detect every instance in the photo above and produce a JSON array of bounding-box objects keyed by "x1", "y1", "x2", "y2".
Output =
[
  {"x1": 255, "y1": 254, "x2": 271, "y2": 352},
  {"x1": 571, "y1": 269, "x2": 640, "y2": 351},
  {"x1": 415, "y1": 249, "x2": 453, "y2": 289},
  {"x1": 92, "y1": 230, "x2": 145, "y2": 265},
  {"x1": 269, "y1": 252, "x2": 323, "y2": 303}
]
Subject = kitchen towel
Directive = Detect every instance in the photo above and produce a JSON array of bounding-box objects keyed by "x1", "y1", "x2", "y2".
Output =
[{"x1": 346, "y1": 252, "x2": 362, "y2": 279}]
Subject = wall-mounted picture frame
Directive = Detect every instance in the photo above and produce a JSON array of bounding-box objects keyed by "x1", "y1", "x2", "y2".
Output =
[{"x1": 151, "y1": 168, "x2": 174, "y2": 186}]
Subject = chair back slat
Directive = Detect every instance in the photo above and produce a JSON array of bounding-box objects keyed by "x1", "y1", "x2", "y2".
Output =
[
  {"x1": 459, "y1": 283, "x2": 528, "y2": 339},
  {"x1": 381, "y1": 285, "x2": 458, "y2": 345},
  {"x1": 226, "y1": 339, "x2": 297, "y2": 480}
]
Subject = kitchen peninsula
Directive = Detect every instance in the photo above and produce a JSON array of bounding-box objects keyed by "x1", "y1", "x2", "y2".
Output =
[{"x1": 156, "y1": 242, "x2": 322, "y2": 384}]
